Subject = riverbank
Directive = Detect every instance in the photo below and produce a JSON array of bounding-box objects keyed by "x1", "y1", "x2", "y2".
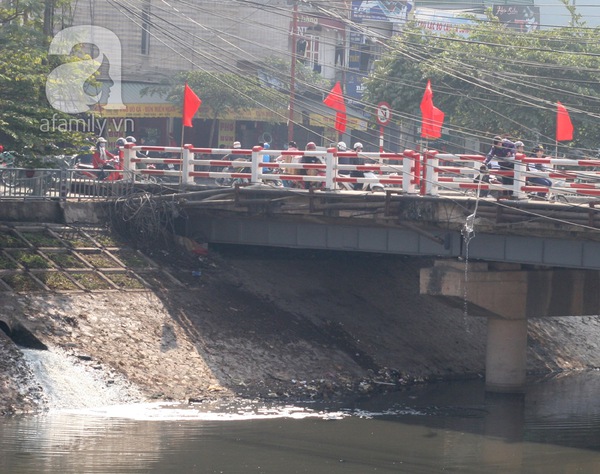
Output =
[{"x1": 2, "y1": 245, "x2": 600, "y2": 415}]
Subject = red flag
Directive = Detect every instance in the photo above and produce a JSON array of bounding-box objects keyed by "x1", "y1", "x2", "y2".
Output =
[
  {"x1": 323, "y1": 81, "x2": 347, "y2": 133},
  {"x1": 556, "y1": 101, "x2": 573, "y2": 142},
  {"x1": 420, "y1": 80, "x2": 444, "y2": 139},
  {"x1": 182, "y1": 83, "x2": 201, "y2": 127}
]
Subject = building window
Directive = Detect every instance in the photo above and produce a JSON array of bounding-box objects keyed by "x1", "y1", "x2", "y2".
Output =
[
  {"x1": 304, "y1": 34, "x2": 320, "y2": 71},
  {"x1": 141, "y1": 0, "x2": 150, "y2": 55}
]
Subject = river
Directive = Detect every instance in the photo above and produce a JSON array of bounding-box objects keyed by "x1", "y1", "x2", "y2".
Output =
[{"x1": 1, "y1": 362, "x2": 599, "y2": 473}]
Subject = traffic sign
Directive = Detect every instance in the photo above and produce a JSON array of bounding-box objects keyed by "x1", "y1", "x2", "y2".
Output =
[{"x1": 376, "y1": 102, "x2": 392, "y2": 126}]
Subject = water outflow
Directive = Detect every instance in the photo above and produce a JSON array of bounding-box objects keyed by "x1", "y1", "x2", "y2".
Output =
[
  {"x1": 460, "y1": 185, "x2": 483, "y2": 325},
  {"x1": 20, "y1": 348, "x2": 140, "y2": 411}
]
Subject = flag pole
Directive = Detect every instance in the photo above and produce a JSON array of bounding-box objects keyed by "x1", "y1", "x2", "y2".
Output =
[{"x1": 180, "y1": 83, "x2": 187, "y2": 149}]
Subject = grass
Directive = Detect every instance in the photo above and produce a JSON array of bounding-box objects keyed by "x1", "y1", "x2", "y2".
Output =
[
  {"x1": 0, "y1": 233, "x2": 25, "y2": 248},
  {"x1": 106, "y1": 272, "x2": 146, "y2": 289},
  {"x1": 114, "y1": 249, "x2": 153, "y2": 268},
  {"x1": 2, "y1": 274, "x2": 41, "y2": 292},
  {"x1": 45, "y1": 252, "x2": 87, "y2": 269},
  {"x1": 0, "y1": 253, "x2": 18, "y2": 269},
  {"x1": 19, "y1": 231, "x2": 63, "y2": 247},
  {"x1": 78, "y1": 252, "x2": 120, "y2": 268},
  {"x1": 92, "y1": 233, "x2": 124, "y2": 247},
  {"x1": 11, "y1": 250, "x2": 52, "y2": 269},
  {"x1": 38, "y1": 272, "x2": 80, "y2": 291},
  {"x1": 59, "y1": 231, "x2": 95, "y2": 248},
  {"x1": 70, "y1": 272, "x2": 113, "y2": 290}
]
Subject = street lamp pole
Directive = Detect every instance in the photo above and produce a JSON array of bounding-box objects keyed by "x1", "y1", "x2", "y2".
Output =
[{"x1": 288, "y1": 1, "x2": 298, "y2": 143}]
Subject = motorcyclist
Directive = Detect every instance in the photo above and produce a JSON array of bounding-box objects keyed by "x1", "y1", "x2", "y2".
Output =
[
  {"x1": 299, "y1": 142, "x2": 321, "y2": 189},
  {"x1": 351, "y1": 142, "x2": 365, "y2": 190},
  {"x1": 92, "y1": 137, "x2": 117, "y2": 180},
  {"x1": 337, "y1": 141, "x2": 349, "y2": 176}
]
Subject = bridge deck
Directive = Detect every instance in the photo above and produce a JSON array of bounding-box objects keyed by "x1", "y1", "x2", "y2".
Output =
[{"x1": 174, "y1": 185, "x2": 600, "y2": 271}]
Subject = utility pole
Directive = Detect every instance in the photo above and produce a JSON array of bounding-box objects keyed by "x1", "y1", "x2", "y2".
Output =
[{"x1": 288, "y1": 1, "x2": 298, "y2": 143}]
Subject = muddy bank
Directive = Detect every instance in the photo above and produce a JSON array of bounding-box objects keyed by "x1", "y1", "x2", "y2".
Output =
[{"x1": 2, "y1": 247, "x2": 600, "y2": 415}]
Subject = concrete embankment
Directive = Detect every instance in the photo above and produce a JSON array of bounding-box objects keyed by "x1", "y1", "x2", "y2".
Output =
[{"x1": 2, "y1": 242, "x2": 600, "y2": 415}]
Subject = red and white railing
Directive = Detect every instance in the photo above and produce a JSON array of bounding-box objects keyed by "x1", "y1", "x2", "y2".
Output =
[{"x1": 120, "y1": 144, "x2": 600, "y2": 200}]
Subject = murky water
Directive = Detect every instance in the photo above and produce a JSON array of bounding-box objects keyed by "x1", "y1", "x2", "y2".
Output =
[{"x1": 1, "y1": 370, "x2": 600, "y2": 473}]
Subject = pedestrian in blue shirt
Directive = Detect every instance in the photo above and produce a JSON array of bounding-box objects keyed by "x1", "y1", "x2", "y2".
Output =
[{"x1": 484, "y1": 136, "x2": 516, "y2": 196}]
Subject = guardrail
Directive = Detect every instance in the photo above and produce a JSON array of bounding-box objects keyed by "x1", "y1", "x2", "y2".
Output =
[
  {"x1": 0, "y1": 168, "x2": 137, "y2": 201},
  {"x1": 4, "y1": 145, "x2": 600, "y2": 203},
  {"x1": 121, "y1": 144, "x2": 600, "y2": 201}
]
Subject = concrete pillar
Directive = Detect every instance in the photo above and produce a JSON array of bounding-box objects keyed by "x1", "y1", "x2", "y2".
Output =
[{"x1": 485, "y1": 318, "x2": 528, "y2": 393}]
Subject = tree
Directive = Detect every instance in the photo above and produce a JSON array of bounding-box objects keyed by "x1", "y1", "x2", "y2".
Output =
[
  {"x1": 0, "y1": 1, "x2": 87, "y2": 157},
  {"x1": 145, "y1": 69, "x2": 288, "y2": 147},
  {"x1": 363, "y1": 7, "x2": 600, "y2": 153}
]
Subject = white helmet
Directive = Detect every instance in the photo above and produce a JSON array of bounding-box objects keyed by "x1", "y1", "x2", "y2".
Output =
[
  {"x1": 233, "y1": 141, "x2": 241, "y2": 149},
  {"x1": 353, "y1": 142, "x2": 363, "y2": 150},
  {"x1": 337, "y1": 141, "x2": 347, "y2": 151},
  {"x1": 125, "y1": 136, "x2": 136, "y2": 143}
]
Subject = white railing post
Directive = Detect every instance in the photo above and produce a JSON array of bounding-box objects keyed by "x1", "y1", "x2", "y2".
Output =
[
  {"x1": 513, "y1": 157, "x2": 527, "y2": 199},
  {"x1": 325, "y1": 147, "x2": 336, "y2": 190},
  {"x1": 182, "y1": 144, "x2": 193, "y2": 186},
  {"x1": 122, "y1": 143, "x2": 136, "y2": 181},
  {"x1": 425, "y1": 152, "x2": 439, "y2": 196},
  {"x1": 403, "y1": 150, "x2": 418, "y2": 194},
  {"x1": 251, "y1": 146, "x2": 261, "y2": 183}
]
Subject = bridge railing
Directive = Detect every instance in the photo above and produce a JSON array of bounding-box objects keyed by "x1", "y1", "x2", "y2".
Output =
[
  {"x1": 121, "y1": 144, "x2": 416, "y2": 192},
  {"x1": 119, "y1": 144, "x2": 600, "y2": 200}
]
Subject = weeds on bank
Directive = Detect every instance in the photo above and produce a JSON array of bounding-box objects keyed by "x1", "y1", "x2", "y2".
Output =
[
  {"x1": 38, "y1": 272, "x2": 79, "y2": 291},
  {"x1": 45, "y1": 252, "x2": 87, "y2": 269},
  {"x1": 19, "y1": 231, "x2": 63, "y2": 248},
  {"x1": 2, "y1": 274, "x2": 41, "y2": 292},
  {"x1": 11, "y1": 251, "x2": 51, "y2": 269},
  {"x1": 79, "y1": 252, "x2": 119, "y2": 268},
  {"x1": 70, "y1": 272, "x2": 113, "y2": 290}
]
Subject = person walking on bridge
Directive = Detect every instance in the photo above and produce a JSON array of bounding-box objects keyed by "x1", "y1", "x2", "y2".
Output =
[{"x1": 484, "y1": 136, "x2": 516, "y2": 197}]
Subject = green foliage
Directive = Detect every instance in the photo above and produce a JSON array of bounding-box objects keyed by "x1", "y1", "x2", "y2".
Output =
[
  {"x1": 143, "y1": 69, "x2": 288, "y2": 146},
  {"x1": 0, "y1": 2, "x2": 88, "y2": 155},
  {"x1": 363, "y1": 11, "x2": 600, "y2": 152}
]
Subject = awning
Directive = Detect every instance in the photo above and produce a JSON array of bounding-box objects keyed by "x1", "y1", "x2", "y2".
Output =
[
  {"x1": 94, "y1": 82, "x2": 180, "y2": 118},
  {"x1": 94, "y1": 82, "x2": 368, "y2": 130}
]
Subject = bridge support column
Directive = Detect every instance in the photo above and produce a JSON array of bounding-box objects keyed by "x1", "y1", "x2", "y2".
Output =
[
  {"x1": 420, "y1": 260, "x2": 600, "y2": 393},
  {"x1": 485, "y1": 318, "x2": 527, "y2": 392}
]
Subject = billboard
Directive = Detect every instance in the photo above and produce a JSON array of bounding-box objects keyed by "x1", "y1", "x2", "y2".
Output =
[
  {"x1": 351, "y1": 0, "x2": 413, "y2": 23},
  {"x1": 493, "y1": 5, "x2": 540, "y2": 32},
  {"x1": 413, "y1": 8, "x2": 486, "y2": 37}
]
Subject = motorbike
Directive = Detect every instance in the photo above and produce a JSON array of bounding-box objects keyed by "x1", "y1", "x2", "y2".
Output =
[{"x1": 215, "y1": 158, "x2": 252, "y2": 187}]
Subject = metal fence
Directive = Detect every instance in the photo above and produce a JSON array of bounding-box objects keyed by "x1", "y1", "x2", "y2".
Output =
[{"x1": 0, "y1": 168, "x2": 138, "y2": 201}]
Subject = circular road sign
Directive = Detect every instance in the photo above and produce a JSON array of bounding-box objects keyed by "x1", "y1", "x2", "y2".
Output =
[{"x1": 376, "y1": 102, "x2": 392, "y2": 126}]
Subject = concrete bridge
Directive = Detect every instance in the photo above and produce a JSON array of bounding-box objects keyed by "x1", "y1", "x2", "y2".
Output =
[
  {"x1": 180, "y1": 186, "x2": 600, "y2": 393},
  {"x1": 2, "y1": 169, "x2": 600, "y2": 393}
]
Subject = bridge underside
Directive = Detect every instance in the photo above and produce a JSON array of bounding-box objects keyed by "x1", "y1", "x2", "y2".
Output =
[
  {"x1": 420, "y1": 261, "x2": 600, "y2": 393},
  {"x1": 190, "y1": 214, "x2": 600, "y2": 270}
]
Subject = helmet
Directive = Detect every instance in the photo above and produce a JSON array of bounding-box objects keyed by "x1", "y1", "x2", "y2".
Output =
[
  {"x1": 306, "y1": 142, "x2": 317, "y2": 151},
  {"x1": 125, "y1": 136, "x2": 136, "y2": 143},
  {"x1": 353, "y1": 142, "x2": 363, "y2": 150},
  {"x1": 287, "y1": 141, "x2": 297, "y2": 149},
  {"x1": 116, "y1": 137, "x2": 127, "y2": 146},
  {"x1": 514, "y1": 141, "x2": 524, "y2": 148},
  {"x1": 337, "y1": 141, "x2": 347, "y2": 151},
  {"x1": 96, "y1": 137, "x2": 107, "y2": 144},
  {"x1": 263, "y1": 142, "x2": 270, "y2": 150},
  {"x1": 233, "y1": 141, "x2": 241, "y2": 149}
]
